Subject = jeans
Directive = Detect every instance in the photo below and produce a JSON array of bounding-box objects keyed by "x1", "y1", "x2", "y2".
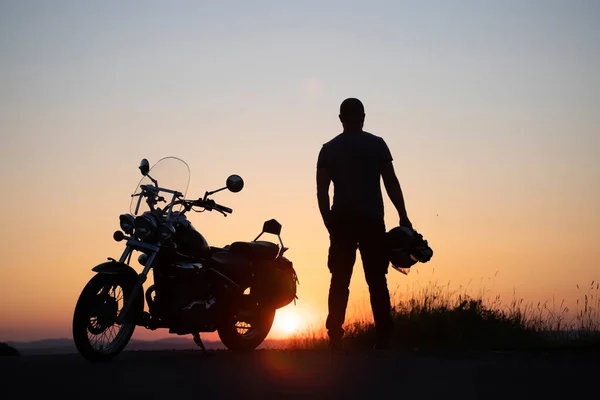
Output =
[{"x1": 325, "y1": 213, "x2": 392, "y2": 342}]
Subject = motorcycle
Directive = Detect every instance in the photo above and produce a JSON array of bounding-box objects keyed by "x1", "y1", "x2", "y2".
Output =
[{"x1": 72, "y1": 157, "x2": 298, "y2": 362}]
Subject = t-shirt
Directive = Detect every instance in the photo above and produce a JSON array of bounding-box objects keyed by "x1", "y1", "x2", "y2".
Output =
[{"x1": 317, "y1": 131, "x2": 392, "y2": 219}]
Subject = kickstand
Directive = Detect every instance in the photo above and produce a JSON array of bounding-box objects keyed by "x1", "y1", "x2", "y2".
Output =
[{"x1": 192, "y1": 333, "x2": 208, "y2": 355}]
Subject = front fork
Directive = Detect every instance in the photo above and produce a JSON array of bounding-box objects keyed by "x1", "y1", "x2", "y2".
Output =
[{"x1": 116, "y1": 243, "x2": 158, "y2": 325}]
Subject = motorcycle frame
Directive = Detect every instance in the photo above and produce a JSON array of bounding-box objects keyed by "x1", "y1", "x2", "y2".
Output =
[
  {"x1": 116, "y1": 184, "x2": 181, "y2": 324},
  {"x1": 110, "y1": 182, "x2": 262, "y2": 327}
]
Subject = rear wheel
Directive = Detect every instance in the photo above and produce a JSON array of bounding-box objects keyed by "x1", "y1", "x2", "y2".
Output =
[
  {"x1": 72, "y1": 274, "x2": 143, "y2": 362},
  {"x1": 217, "y1": 301, "x2": 275, "y2": 352}
]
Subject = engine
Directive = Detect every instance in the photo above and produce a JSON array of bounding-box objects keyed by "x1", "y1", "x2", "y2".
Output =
[{"x1": 151, "y1": 261, "x2": 220, "y2": 333}]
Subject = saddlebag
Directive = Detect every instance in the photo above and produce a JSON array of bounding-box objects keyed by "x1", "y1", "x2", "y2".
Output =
[{"x1": 253, "y1": 257, "x2": 298, "y2": 309}]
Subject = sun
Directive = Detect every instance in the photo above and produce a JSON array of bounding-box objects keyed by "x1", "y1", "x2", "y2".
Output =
[{"x1": 274, "y1": 309, "x2": 301, "y2": 335}]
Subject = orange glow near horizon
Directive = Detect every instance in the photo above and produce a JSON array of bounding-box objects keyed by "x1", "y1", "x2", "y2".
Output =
[{"x1": 272, "y1": 308, "x2": 302, "y2": 337}]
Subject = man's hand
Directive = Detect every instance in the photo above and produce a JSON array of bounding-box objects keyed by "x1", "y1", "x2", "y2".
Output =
[{"x1": 400, "y1": 216, "x2": 413, "y2": 230}]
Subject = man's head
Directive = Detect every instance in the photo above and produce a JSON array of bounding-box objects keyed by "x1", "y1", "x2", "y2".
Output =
[{"x1": 339, "y1": 98, "x2": 365, "y2": 131}]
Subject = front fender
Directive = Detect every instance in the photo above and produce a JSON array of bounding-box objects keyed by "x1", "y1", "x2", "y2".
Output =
[
  {"x1": 90, "y1": 260, "x2": 144, "y2": 325},
  {"x1": 92, "y1": 260, "x2": 138, "y2": 278}
]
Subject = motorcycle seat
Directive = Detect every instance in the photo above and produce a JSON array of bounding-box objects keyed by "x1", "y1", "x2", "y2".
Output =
[{"x1": 229, "y1": 240, "x2": 279, "y2": 261}]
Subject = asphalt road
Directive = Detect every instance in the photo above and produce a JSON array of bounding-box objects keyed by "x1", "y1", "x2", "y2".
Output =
[{"x1": 1, "y1": 349, "x2": 598, "y2": 399}]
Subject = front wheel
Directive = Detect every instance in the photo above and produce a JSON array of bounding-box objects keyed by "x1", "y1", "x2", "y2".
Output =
[
  {"x1": 217, "y1": 304, "x2": 275, "y2": 352},
  {"x1": 72, "y1": 273, "x2": 143, "y2": 362}
]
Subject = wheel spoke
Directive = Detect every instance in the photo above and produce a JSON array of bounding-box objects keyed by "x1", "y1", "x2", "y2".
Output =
[
  {"x1": 99, "y1": 330, "x2": 109, "y2": 349},
  {"x1": 103, "y1": 327, "x2": 112, "y2": 345},
  {"x1": 114, "y1": 287, "x2": 122, "y2": 301},
  {"x1": 107, "y1": 325, "x2": 118, "y2": 343},
  {"x1": 90, "y1": 331, "x2": 101, "y2": 349},
  {"x1": 81, "y1": 281, "x2": 135, "y2": 354},
  {"x1": 235, "y1": 321, "x2": 254, "y2": 336}
]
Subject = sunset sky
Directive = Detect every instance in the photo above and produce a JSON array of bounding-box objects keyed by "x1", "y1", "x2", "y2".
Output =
[{"x1": 1, "y1": 1, "x2": 598, "y2": 342}]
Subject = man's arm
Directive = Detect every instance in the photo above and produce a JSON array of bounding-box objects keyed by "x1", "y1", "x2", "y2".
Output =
[
  {"x1": 316, "y1": 167, "x2": 332, "y2": 230},
  {"x1": 381, "y1": 161, "x2": 412, "y2": 229}
]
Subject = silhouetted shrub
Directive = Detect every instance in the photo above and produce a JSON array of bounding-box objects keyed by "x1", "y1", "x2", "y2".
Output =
[
  {"x1": 0, "y1": 342, "x2": 20, "y2": 356},
  {"x1": 286, "y1": 279, "x2": 600, "y2": 352}
]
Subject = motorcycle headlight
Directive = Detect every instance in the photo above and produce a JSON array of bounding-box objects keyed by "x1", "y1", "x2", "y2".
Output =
[
  {"x1": 157, "y1": 223, "x2": 175, "y2": 242},
  {"x1": 134, "y1": 213, "x2": 158, "y2": 240},
  {"x1": 119, "y1": 214, "x2": 135, "y2": 234}
]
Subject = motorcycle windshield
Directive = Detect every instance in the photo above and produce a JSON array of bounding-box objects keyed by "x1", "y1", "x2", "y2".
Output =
[{"x1": 130, "y1": 156, "x2": 191, "y2": 215}]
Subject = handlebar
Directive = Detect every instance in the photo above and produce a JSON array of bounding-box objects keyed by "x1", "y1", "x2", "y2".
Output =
[
  {"x1": 215, "y1": 204, "x2": 233, "y2": 214},
  {"x1": 174, "y1": 197, "x2": 232, "y2": 216},
  {"x1": 200, "y1": 198, "x2": 232, "y2": 215},
  {"x1": 135, "y1": 189, "x2": 234, "y2": 217},
  {"x1": 137, "y1": 184, "x2": 233, "y2": 217}
]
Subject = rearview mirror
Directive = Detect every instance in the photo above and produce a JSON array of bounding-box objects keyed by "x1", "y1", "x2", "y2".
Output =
[
  {"x1": 226, "y1": 175, "x2": 244, "y2": 193},
  {"x1": 139, "y1": 159, "x2": 150, "y2": 176}
]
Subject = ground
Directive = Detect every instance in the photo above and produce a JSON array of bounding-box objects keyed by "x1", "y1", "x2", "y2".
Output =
[{"x1": 1, "y1": 349, "x2": 598, "y2": 399}]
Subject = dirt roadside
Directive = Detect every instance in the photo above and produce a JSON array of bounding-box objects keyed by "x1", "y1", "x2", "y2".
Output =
[{"x1": 1, "y1": 349, "x2": 597, "y2": 399}]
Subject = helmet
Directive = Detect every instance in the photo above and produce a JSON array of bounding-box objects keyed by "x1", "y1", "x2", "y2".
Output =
[{"x1": 386, "y1": 226, "x2": 433, "y2": 274}]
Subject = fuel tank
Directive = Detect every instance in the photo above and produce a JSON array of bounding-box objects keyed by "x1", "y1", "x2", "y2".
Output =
[{"x1": 173, "y1": 219, "x2": 211, "y2": 259}]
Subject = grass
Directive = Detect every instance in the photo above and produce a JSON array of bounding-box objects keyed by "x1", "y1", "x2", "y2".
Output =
[{"x1": 285, "y1": 279, "x2": 600, "y2": 353}]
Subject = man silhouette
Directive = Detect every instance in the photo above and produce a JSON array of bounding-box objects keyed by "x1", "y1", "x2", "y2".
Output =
[{"x1": 316, "y1": 98, "x2": 412, "y2": 350}]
